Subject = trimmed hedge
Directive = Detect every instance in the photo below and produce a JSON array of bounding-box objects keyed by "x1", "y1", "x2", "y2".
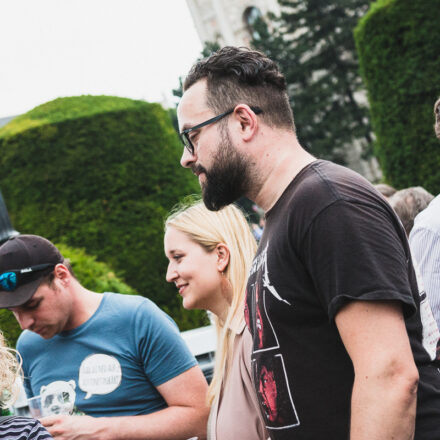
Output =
[
  {"x1": 0, "y1": 96, "x2": 207, "y2": 332},
  {"x1": 355, "y1": 0, "x2": 440, "y2": 193},
  {"x1": 0, "y1": 243, "x2": 136, "y2": 347}
]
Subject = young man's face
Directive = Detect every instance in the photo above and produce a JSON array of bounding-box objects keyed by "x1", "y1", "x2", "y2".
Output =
[
  {"x1": 178, "y1": 79, "x2": 250, "y2": 211},
  {"x1": 9, "y1": 280, "x2": 72, "y2": 340}
]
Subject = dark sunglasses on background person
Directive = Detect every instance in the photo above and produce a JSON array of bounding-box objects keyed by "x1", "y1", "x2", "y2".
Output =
[
  {"x1": 0, "y1": 263, "x2": 55, "y2": 292},
  {"x1": 180, "y1": 106, "x2": 263, "y2": 156}
]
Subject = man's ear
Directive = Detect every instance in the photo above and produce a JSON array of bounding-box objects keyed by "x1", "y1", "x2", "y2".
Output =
[
  {"x1": 215, "y1": 243, "x2": 230, "y2": 272},
  {"x1": 233, "y1": 104, "x2": 259, "y2": 141},
  {"x1": 53, "y1": 264, "x2": 71, "y2": 287}
]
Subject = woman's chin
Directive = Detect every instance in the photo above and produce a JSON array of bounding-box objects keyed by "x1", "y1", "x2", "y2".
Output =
[{"x1": 182, "y1": 297, "x2": 195, "y2": 310}]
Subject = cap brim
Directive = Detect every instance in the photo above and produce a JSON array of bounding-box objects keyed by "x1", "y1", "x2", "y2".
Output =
[{"x1": 0, "y1": 277, "x2": 44, "y2": 308}]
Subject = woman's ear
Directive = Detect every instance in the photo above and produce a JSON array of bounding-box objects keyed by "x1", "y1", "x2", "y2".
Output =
[{"x1": 215, "y1": 243, "x2": 230, "y2": 272}]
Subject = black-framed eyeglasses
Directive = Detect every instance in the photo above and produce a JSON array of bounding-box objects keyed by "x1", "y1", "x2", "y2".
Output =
[
  {"x1": 0, "y1": 263, "x2": 56, "y2": 292},
  {"x1": 180, "y1": 106, "x2": 263, "y2": 155}
]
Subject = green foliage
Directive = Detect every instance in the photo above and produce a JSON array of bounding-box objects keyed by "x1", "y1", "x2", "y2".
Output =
[
  {"x1": 355, "y1": 0, "x2": 440, "y2": 193},
  {"x1": 0, "y1": 95, "x2": 206, "y2": 332},
  {"x1": 56, "y1": 243, "x2": 137, "y2": 295},
  {"x1": 0, "y1": 243, "x2": 137, "y2": 348},
  {"x1": 251, "y1": 0, "x2": 373, "y2": 163}
]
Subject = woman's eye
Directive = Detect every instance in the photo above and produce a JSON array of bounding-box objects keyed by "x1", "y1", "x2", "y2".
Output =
[{"x1": 173, "y1": 254, "x2": 183, "y2": 261}]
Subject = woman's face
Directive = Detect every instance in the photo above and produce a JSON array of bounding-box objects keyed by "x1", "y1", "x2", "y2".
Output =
[{"x1": 164, "y1": 227, "x2": 224, "y2": 311}]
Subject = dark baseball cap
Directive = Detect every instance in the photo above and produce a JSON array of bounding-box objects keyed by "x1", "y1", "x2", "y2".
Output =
[{"x1": 0, "y1": 235, "x2": 64, "y2": 308}]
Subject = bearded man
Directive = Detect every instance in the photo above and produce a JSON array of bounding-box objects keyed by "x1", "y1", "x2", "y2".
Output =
[{"x1": 177, "y1": 46, "x2": 440, "y2": 440}]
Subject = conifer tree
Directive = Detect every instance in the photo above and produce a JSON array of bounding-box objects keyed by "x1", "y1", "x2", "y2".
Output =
[{"x1": 252, "y1": 0, "x2": 373, "y2": 163}]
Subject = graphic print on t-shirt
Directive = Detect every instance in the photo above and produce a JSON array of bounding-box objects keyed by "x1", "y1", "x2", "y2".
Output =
[
  {"x1": 248, "y1": 281, "x2": 279, "y2": 352},
  {"x1": 78, "y1": 354, "x2": 122, "y2": 399},
  {"x1": 248, "y1": 242, "x2": 300, "y2": 432},
  {"x1": 252, "y1": 354, "x2": 300, "y2": 429}
]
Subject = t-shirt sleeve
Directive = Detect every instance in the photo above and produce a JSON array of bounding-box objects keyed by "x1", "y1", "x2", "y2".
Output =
[
  {"x1": 134, "y1": 301, "x2": 198, "y2": 387},
  {"x1": 28, "y1": 419, "x2": 53, "y2": 439},
  {"x1": 301, "y1": 199, "x2": 417, "y2": 321},
  {"x1": 2, "y1": 417, "x2": 53, "y2": 439}
]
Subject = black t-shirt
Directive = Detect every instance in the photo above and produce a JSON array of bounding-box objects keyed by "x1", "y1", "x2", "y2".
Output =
[{"x1": 245, "y1": 160, "x2": 440, "y2": 440}]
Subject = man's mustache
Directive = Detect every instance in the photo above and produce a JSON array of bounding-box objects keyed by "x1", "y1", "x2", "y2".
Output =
[{"x1": 191, "y1": 164, "x2": 208, "y2": 176}]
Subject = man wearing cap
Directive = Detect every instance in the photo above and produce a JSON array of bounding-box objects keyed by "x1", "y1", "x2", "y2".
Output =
[{"x1": 0, "y1": 235, "x2": 209, "y2": 440}]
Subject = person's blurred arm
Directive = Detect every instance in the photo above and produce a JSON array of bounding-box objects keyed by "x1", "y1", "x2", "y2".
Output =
[{"x1": 409, "y1": 226, "x2": 440, "y2": 327}]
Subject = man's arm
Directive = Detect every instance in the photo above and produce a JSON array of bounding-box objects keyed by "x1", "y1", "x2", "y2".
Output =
[
  {"x1": 409, "y1": 226, "x2": 440, "y2": 327},
  {"x1": 41, "y1": 365, "x2": 210, "y2": 440},
  {"x1": 335, "y1": 300, "x2": 419, "y2": 440}
]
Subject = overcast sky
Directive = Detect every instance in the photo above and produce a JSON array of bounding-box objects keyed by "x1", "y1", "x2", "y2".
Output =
[{"x1": 0, "y1": 0, "x2": 203, "y2": 118}]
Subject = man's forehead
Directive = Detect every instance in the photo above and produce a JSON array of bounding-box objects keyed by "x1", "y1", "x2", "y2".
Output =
[{"x1": 177, "y1": 79, "x2": 210, "y2": 130}]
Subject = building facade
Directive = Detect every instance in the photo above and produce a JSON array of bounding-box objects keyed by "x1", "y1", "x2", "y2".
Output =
[{"x1": 185, "y1": 0, "x2": 280, "y2": 47}]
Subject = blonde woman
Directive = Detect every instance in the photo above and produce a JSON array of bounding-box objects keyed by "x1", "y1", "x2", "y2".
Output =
[
  {"x1": 164, "y1": 201, "x2": 267, "y2": 440},
  {"x1": 0, "y1": 331, "x2": 52, "y2": 439}
]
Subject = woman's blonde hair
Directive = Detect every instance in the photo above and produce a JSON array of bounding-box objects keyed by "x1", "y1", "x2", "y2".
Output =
[
  {"x1": 165, "y1": 200, "x2": 257, "y2": 405},
  {"x1": 0, "y1": 331, "x2": 22, "y2": 408}
]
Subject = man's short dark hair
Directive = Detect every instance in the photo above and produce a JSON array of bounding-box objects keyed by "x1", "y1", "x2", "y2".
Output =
[
  {"x1": 389, "y1": 186, "x2": 434, "y2": 235},
  {"x1": 184, "y1": 46, "x2": 295, "y2": 132}
]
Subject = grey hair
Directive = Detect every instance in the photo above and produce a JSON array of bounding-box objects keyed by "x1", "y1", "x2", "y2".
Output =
[{"x1": 389, "y1": 186, "x2": 434, "y2": 235}]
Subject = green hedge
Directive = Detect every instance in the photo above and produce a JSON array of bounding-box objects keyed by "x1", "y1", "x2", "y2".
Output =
[
  {"x1": 0, "y1": 243, "x2": 136, "y2": 347},
  {"x1": 0, "y1": 96, "x2": 207, "y2": 331},
  {"x1": 355, "y1": 0, "x2": 440, "y2": 193}
]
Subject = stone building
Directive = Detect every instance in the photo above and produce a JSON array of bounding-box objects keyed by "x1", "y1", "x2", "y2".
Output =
[{"x1": 185, "y1": 0, "x2": 280, "y2": 47}]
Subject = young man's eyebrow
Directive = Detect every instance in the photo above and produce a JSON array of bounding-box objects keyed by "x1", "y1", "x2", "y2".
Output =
[{"x1": 22, "y1": 298, "x2": 41, "y2": 308}]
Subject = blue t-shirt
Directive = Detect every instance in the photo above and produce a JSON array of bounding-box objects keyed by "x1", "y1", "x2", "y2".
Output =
[{"x1": 17, "y1": 293, "x2": 197, "y2": 417}]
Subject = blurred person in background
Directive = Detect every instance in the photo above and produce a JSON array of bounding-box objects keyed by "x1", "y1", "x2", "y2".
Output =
[
  {"x1": 389, "y1": 186, "x2": 434, "y2": 236},
  {"x1": 0, "y1": 330, "x2": 53, "y2": 439},
  {"x1": 409, "y1": 97, "x2": 440, "y2": 329},
  {"x1": 374, "y1": 183, "x2": 397, "y2": 200},
  {"x1": 165, "y1": 201, "x2": 267, "y2": 440}
]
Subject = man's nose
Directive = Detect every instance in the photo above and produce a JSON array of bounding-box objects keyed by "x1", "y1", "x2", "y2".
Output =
[
  {"x1": 13, "y1": 310, "x2": 34, "y2": 330},
  {"x1": 180, "y1": 147, "x2": 195, "y2": 168}
]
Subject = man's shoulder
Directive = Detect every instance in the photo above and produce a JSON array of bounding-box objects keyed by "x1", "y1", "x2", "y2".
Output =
[
  {"x1": 103, "y1": 292, "x2": 177, "y2": 329},
  {"x1": 104, "y1": 291, "x2": 146, "y2": 305},
  {"x1": 16, "y1": 329, "x2": 45, "y2": 352},
  {"x1": 412, "y1": 194, "x2": 440, "y2": 233},
  {"x1": 272, "y1": 160, "x2": 381, "y2": 222},
  {"x1": 103, "y1": 292, "x2": 157, "y2": 313}
]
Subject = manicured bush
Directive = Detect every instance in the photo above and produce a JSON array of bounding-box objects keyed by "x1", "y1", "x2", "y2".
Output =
[
  {"x1": 0, "y1": 96, "x2": 207, "y2": 332},
  {"x1": 0, "y1": 243, "x2": 137, "y2": 347},
  {"x1": 355, "y1": 0, "x2": 440, "y2": 194}
]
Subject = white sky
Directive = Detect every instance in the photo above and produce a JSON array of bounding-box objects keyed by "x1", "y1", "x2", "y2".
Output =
[{"x1": 0, "y1": 0, "x2": 203, "y2": 118}]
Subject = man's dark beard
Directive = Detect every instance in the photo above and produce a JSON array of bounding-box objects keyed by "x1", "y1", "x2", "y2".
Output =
[{"x1": 194, "y1": 131, "x2": 249, "y2": 211}]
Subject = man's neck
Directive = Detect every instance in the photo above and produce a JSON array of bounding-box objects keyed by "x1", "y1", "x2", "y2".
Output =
[
  {"x1": 249, "y1": 133, "x2": 316, "y2": 212},
  {"x1": 63, "y1": 286, "x2": 103, "y2": 331}
]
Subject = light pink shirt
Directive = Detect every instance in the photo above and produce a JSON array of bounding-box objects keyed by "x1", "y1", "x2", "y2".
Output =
[{"x1": 208, "y1": 319, "x2": 268, "y2": 440}]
